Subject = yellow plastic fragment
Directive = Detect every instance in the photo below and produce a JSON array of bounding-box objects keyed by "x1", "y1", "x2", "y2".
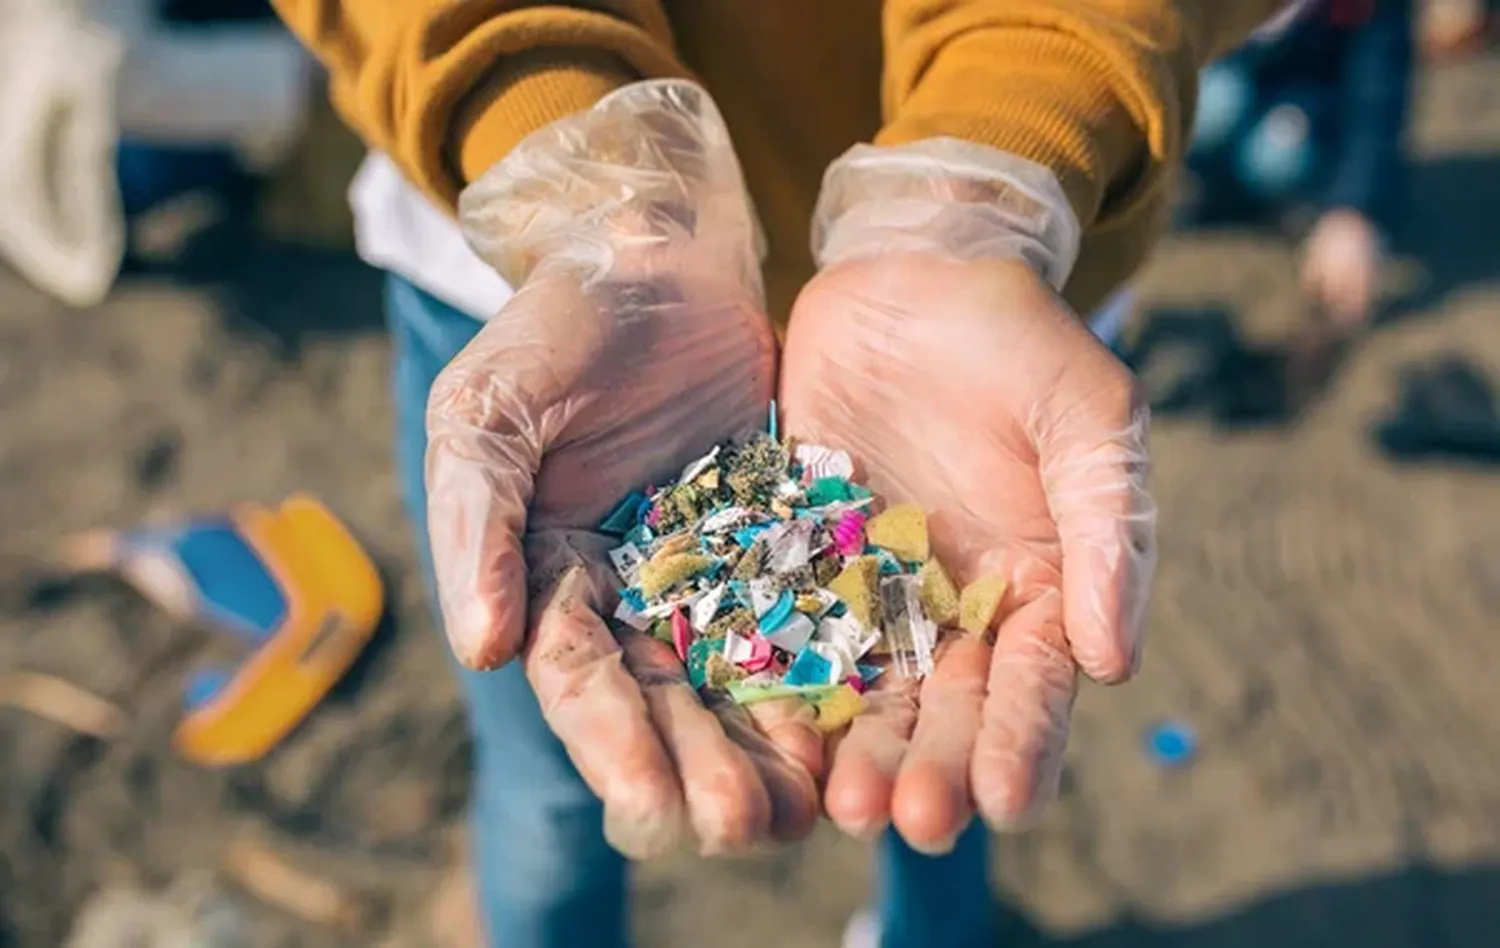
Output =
[
  {"x1": 638, "y1": 554, "x2": 715, "y2": 599},
  {"x1": 918, "y1": 560, "x2": 961, "y2": 626},
  {"x1": 958, "y1": 576, "x2": 1008, "y2": 637},
  {"x1": 794, "y1": 594, "x2": 824, "y2": 615},
  {"x1": 864, "y1": 503, "x2": 930, "y2": 562},
  {"x1": 813, "y1": 684, "x2": 866, "y2": 733},
  {"x1": 652, "y1": 533, "x2": 697, "y2": 559},
  {"x1": 696, "y1": 468, "x2": 721, "y2": 490},
  {"x1": 827, "y1": 556, "x2": 883, "y2": 628}
]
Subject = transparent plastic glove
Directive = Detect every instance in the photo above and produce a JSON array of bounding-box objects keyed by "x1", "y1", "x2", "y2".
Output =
[
  {"x1": 429, "y1": 80, "x2": 820, "y2": 859},
  {"x1": 783, "y1": 140, "x2": 1157, "y2": 850}
]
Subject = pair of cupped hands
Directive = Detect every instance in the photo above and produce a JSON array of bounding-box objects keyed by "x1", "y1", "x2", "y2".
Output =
[{"x1": 424, "y1": 82, "x2": 1157, "y2": 859}]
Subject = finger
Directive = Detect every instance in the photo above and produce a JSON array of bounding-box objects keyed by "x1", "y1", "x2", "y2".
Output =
[
  {"x1": 712, "y1": 695, "x2": 823, "y2": 842},
  {"x1": 523, "y1": 559, "x2": 687, "y2": 859},
  {"x1": 617, "y1": 633, "x2": 774, "y2": 855},
  {"x1": 744, "y1": 695, "x2": 825, "y2": 779},
  {"x1": 973, "y1": 592, "x2": 1078, "y2": 831},
  {"x1": 823, "y1": 672, "x2": 919, "y2": 841},
  {"x1": 425, "y1": 349, "x2": 544, "y2": 670},
  {"x1": 1036, "y1": 377, "x2": 1157, "y2": 684},
  {"x1": 890, "y1": 637, "x2": 990, "y2": 854}
]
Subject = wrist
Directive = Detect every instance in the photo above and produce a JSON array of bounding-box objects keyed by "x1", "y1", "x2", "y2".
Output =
[{"x1": 811, "y1": 138, "x2": 1080, "y2": 291}]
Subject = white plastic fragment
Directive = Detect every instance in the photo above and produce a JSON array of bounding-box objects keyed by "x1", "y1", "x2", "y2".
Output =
[
  {"x1": 763, "y1": 519, "x2": 816, "y2": 573},
  {"x1": 748, "y1": 578, "x2": 781, "y2": 617},
  {"x1": 608, "y1": 543, "x2": 646, "y2": 583},
  {"x1": 795, "y1": 444, "x2": 855, "y2": 481},
  {"x1": 723, "y1": 629, "x2": 758, "y2": 664},
  {"x1": 613, "y1": 598, "x2": 652, "y2": 632},
  {"x1": 690, "y1": 583, "x2": 727, "y2": 632},
  {"x1": 816, "y1": 613, "x2": 880, "y2": 662},
  {"x1": 762, "y1": 612, "x2": 816, "y2": 653},
  {"x1": 700, "y1": 505, "x2": 751, "y2": 533},
  {"x1": 679, "y1": 445, "x2": 721, "y2": 483}
]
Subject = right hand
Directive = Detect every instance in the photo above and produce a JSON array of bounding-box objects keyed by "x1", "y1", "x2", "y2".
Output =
[{"x1": 425, "y1": 81, "x2": 822, "y2": 859}]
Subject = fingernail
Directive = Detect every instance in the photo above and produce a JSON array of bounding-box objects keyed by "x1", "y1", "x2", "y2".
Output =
[
  {"x1": 907, "y1": 830, "x2": 961, "y2": 857},
  {"x1": 840, "y1": 816, "x2": 889, "y2": 843}
]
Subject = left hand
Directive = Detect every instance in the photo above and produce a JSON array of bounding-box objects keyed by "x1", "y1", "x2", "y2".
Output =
[
  {"x1": 1301, "y1": 208, "x2": 1381, "y2": 329},
  {"x1": 780, "y1": 253, "x2": 1157, "y2": 852}
]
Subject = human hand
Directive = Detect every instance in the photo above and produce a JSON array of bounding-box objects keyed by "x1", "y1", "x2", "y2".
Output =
[
  {"x1": 782, "y1": 141, "x2": 1157, "y2": 852},
  {"x1": 426, "y1": 81, "x2": 822, "y2": 859},
  {"x1": 1302, "y1": 208, "x2": 1381, "y2": 330}
]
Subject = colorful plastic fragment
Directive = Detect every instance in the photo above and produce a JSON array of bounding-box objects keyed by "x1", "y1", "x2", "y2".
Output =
[
  {"x1": 826, "y1": 556, "x2": 883, "y2": 629},
  {"x1": 863, "y1": 503, "x2": 930, "y2": 563},
  {"x1": 599, "y1": 432, "x2": 982, "y2": 731},
  {"x1": 917, "y1": 560, "x2": 961, "y2": 626},
  {"x1": 958, "y1": 576, "x2": 1009, "y2": 637},
  {"x1": 812, "y1": 684, "x2": 866, "y2": 733}
]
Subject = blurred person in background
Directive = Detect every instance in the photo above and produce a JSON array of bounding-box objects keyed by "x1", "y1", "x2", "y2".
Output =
[
  {"x1": 0, "y1": 0, "x2": 312, "y2": 306},
  {"x1": 269, "y1": 3, "x2": 1292, "y2": 947},
  {"x1": 1182, "y1": 0, "x2": 1416, "y2": 330}
]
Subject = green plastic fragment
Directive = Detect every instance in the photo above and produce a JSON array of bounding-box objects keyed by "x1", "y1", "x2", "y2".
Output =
[
  {"x1": 725, "y1": 681, "x2": 845, "y2": 705},
  {"x1": 806, "y1": 477, "x2": 855, "y2": 506}
]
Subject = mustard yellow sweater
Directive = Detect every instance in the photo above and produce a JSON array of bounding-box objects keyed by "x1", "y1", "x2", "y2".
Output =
[{"x1": 270, "y1": 1, "x2": 1283, "y2": 317}]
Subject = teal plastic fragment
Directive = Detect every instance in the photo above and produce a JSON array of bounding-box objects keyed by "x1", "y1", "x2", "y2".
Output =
[
  {"x1": 600, "y1": 492, "x2": 646, "y2": 535},
  {"x1": 757, "y1": 590, "x2": 795, "y2": 633},
  {"x1": 784, "y1": 647, "x2": 833, "y2": 686},
  {"x1": 686, "y1": 637, "x2": 720, "y2": 689},
  {"x1": 805, "y1": 477, "x2": 854, "y2": 506}
]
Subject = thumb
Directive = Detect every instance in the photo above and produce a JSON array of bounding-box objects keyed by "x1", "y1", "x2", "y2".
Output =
[
  {"x1": 424, "y1": 341, "x2": 546, "y2": 670},
  {"x1": 1031, "y1": 347, "x2": 1157, "y2": 684}
]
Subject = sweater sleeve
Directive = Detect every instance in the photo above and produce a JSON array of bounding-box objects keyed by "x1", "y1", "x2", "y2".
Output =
[
  {"x1": 268, "y1": 1, "x2": 690, "y2": 209},
  {"x1": 878, "y1": 0, "x2": 1292, "y2": 234}
]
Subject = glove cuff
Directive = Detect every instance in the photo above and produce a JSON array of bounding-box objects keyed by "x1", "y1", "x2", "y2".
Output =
[
  {"x1": 459, "y1": 79, "x2": 763, "y2": 293},
  {"x1": 812, "y1": 138, "x2": 1080, "y2": 291}
]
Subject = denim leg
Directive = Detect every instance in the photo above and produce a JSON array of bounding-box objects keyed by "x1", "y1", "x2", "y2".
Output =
[
  {"x1": 877, "y1": 821, "x2": 995, "y2": 948},
  {"x1": 385, "y1": 274, "x2": 628, "y2": 948}
]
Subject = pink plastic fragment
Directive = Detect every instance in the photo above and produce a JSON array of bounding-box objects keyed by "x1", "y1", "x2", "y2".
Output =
[
  {"x1": 671, "y1": 608, "x2": 693, "y2": 661},
  {"x1": 645, "y1": 505, "x2": 662, "y2": 527},
  {"x1": 844, "y1": 674, "x2": 867, "y2": 694},
  {"x1": 737, "y1": 635, "x2": 774, "y2": 673},
  {"x1": 831, "y1": 510, "x2": 867, "y2": 557}
]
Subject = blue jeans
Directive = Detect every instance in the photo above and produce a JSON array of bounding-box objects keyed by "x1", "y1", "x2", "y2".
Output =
[{"x1": 386, "y1": 273, "x2": 996, "y2": 947}]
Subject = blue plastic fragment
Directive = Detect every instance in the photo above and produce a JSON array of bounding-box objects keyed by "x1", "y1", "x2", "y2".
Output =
[
  {"x1": 623, "y1": 523, "x2": 654, "y2": 547},
  {"x1": 632, "y1": 493, "x2": 654, "y2": 523},
  {"x1": 600, "y1": 492, "x2": 646, "y2": 535},
  {"x1": 768, "y1": 399, "x2": 779, "y2": 440},
  {"x1": 856, "y1": 663, "x2": 884, "y2": 684},
  {"x1": 784, "y1": 648, "x2": 833, "y2": 687},
  {"x1": 758, "y1": 590, "x2": 795, "y2": 633},
  {"x1": 1144, "y1": 720, "x2": 1198, "y2": 767},
  {"x1": 619, "y1": 587, "x2": 647, "y2": 612},
  {"x1": 734, "y1": 524, "x2": 770, "y2": 548}
]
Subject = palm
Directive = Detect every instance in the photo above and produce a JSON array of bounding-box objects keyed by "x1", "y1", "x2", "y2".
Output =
[
  {"x1": 427, "y1": 263, "x2": 829, "y2": 859},
  {"x1": 780, "y1": 254, "x2": 1153, "y2": 849}
]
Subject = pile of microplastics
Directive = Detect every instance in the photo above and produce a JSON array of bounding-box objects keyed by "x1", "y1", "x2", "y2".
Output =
[{"x1": 599, "y1": 417, "x2": 1008, "y2": 733}]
